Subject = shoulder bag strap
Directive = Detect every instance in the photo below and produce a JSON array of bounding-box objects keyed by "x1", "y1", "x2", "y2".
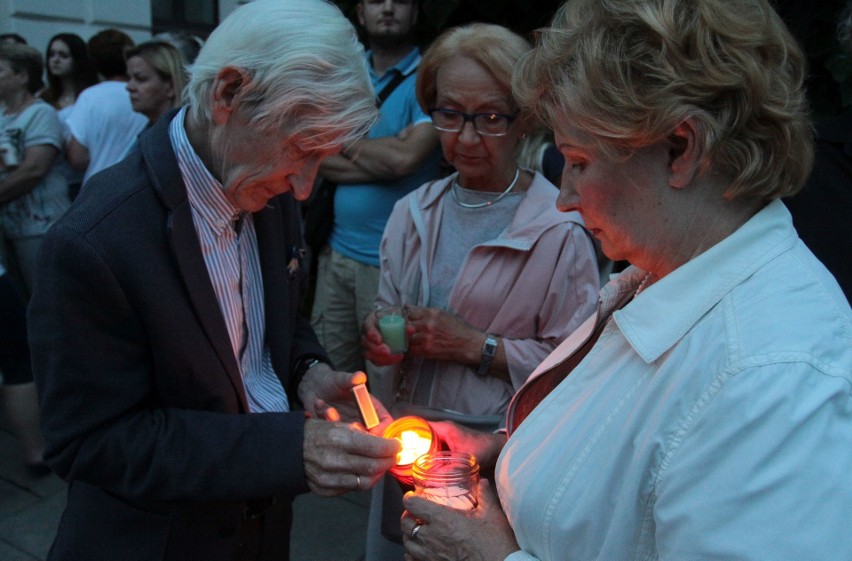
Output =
[{"x1": 376, "y1": 70, "x2": 410, "y2": 108}]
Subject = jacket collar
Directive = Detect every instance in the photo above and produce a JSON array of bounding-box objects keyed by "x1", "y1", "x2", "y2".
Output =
[
  {"x1": 139, "y1": 108, "x2": 186, "y2": 211},
  {"x1": 613, "y1": 199, "x2": 796, "y2": 363},
  {"x1": 414, "y1": 171, "x2": 586, "y2": 250}
]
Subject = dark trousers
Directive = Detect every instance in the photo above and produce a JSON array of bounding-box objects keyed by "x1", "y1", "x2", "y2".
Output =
[{"x1": 0, "y1": 272, "x2": 31, "y2": 385}]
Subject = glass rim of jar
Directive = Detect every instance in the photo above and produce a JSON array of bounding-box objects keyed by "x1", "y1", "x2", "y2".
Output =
[{"x1": 412, "y1": 451, "x2": 480, "y2": 482}]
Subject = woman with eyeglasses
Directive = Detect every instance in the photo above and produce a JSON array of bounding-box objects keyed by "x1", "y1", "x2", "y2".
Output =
[{"x1": 359, "y1": 23, "x2": 600, "y2": 557}]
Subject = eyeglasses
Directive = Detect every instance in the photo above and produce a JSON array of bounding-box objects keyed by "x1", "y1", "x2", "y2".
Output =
[{"x1": 428, "y1": 108, "x2": 519, "y2": 137}]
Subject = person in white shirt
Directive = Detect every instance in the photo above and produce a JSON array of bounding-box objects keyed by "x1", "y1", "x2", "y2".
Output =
[
  {"x1": 65, "y1": 28, "x2": 147, "y2": 186},
  {"x1": 397, "y1": 1, "x2": 852, "y2": 560}
]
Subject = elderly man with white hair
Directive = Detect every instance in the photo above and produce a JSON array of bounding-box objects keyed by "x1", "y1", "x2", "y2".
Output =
[{"x1": 27, "y1": 1, "x2": 400, "y2": 560}]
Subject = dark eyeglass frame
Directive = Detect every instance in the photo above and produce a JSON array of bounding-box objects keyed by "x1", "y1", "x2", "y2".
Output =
[{"x1": 428, "y1": 108, "x2": 519, "y2": 137}]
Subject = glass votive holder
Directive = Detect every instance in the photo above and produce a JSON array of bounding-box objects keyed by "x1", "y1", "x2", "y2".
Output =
[
  {"x1": 383, "y1": 416, "x2": 440, "y2": 486},
  {"x1": 412, "y1": 451, "x2": 480, "y2": 510},
  {"x1": 376, "y1": 305, "x2": 408, "y2": 354}
]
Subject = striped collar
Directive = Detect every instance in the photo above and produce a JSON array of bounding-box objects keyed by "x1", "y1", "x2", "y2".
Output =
[{"x1": 168, "y1": 107, "x2": 242, "y2": 235}]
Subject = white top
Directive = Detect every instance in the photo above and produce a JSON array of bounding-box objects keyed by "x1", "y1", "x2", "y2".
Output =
[
  {"x1": 498, "y1": 199, "x2": 852, "y2": 561},
  {"x1": 65, "y1": 81, "x2": 147, "y2": 184}
]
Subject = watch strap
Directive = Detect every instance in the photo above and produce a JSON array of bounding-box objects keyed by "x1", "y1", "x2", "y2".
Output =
[
  {"x1": 295, "y1": 357, "x2": 324, "y2": 380},
  {"x1": 476, "y1": 333, "x2": 498, "y2": 377}
]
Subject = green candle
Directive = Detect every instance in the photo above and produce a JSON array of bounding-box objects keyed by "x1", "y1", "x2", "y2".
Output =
[{"x1": 378, "y1": 313, "x2": 407, "y2": 354}]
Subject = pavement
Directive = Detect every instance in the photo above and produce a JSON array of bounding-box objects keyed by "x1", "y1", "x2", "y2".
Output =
[{"x1": 0, "y1": 419, "x2": 372, "y2": 561}]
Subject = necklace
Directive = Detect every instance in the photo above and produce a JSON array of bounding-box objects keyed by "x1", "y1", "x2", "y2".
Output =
[
  {"x1": 451, "y1": 168, "x2": 520, "y2": 209},
  {"x1": 634, "y1": 272, "x2": 654, "y2": 297}
]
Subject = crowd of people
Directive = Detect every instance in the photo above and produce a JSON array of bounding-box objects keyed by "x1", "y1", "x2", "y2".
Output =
[
  {"x1": 0, "y1": 25, "x2": 200, "y2": 480},
  {"x1": 1, "y1": 0, "x2": 850, "y2": 560}
]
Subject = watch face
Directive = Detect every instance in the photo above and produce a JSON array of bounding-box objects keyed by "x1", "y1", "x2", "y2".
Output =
[{"x1": 484, "y1": 335, "x2": 498, "y2": 356}]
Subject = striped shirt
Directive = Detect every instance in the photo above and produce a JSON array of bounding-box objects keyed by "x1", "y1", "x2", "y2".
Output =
[{"x1": 168, "y1": 108, "x2": 289, "y2": 413}]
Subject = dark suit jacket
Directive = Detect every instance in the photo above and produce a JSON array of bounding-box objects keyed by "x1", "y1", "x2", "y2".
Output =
[{"x1": 28, "y1": 109, "x2": 329, "y2": 560}]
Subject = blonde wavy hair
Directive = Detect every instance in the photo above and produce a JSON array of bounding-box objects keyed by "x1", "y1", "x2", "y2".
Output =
[{"x1": 513, "y1": 0, "x2": 813, "y2": 200}]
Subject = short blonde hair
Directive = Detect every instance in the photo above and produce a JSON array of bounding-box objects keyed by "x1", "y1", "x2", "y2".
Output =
[
  {"x1": 417, "y1": 23, "x2": 543, "y2": 168},
  {"x1": 125, "y1": 41, "x2": 188, "y2": 109},
  {"x1": 514, "y1": 0, "x2": 813, "y2": 200},
  {"x1": 416, "y1": 23, "x2": 531, "y2": 113}
]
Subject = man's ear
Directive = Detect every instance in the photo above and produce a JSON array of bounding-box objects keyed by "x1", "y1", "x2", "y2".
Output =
[
  {"x1": 210, "y1": 66, "x2": 248, "y2": 125},
  {"x1": 668, "y1": 116, "x2": 703, "y2": 189}
]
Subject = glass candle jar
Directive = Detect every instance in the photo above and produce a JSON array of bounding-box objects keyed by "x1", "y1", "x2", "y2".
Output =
[
  {"x1": 376, "y1": 305, "x2": 408, "y2": 354},
  {"x1": 412, "y1": 451, "x2": 480, "y2": 510},
  {"x1": 383, "y1": 416, "x2": 440, "y2": 486}
]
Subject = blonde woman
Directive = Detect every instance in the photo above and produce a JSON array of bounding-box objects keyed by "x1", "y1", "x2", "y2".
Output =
[
  {"x1": 400, "y1": 1, "x2": 852, "y2": 560},
  {"x1": 125, "y1": 40, "x2": 187, "y2": 126}
]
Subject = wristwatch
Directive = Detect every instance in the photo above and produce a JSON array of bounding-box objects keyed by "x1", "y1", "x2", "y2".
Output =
[
  {"x1": 475, "y1": 333, "x2": 498, "y2": 377},
  {"x1": 296, "y1": 357, "x2": 325, "y2": 380}
]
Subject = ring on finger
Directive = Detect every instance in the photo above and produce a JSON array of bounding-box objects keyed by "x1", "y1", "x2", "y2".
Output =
[
  {"x1": 410, "y1": 523, "x2": 422, "y2": 539},
  {"x1": 355, "y1": 475, "x2": 362, "y2": 490}
]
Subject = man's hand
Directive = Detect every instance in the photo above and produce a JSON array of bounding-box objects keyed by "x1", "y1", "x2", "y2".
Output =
[
  {"x1": 302, "y1": 418, "x2": 400, "y2": 496},
  {"x1": 298, "y1": 364, "x2": 393, "y2": 429}
]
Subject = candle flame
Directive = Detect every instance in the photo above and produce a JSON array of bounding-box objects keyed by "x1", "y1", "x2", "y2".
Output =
[{"x1": 397, "y1": 430, "x2": 432, "y2": 465}]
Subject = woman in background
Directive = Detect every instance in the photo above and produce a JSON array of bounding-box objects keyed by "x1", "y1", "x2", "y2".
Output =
[
  {"x1": 361, "y1": 23, "x2": 599, "y2": 561},
  {"x1": 40, "y1": 32, "x2": 98, "y2": 199},
  {"x1": 125, "y1": 40, "x2": 187, "y2": 126},
  {"x1": 41, "y1": 33, "x2": 98, "y2": 112},
  {"x1": 0, "y1": 43, "x2": 70, "y2": 295}
]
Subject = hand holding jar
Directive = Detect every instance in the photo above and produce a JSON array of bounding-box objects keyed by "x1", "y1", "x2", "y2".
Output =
[{"x1": 401, "y1": 477, "x2": 520, "y2": 561}]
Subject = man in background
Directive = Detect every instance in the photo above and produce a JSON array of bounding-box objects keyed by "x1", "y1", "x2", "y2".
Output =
[
  {"x1": 311, "y1": 0, "x2": 441, "y2": 384},
  {"x1": 65, "y1": 28, "x2": 147, "y2": 185}
]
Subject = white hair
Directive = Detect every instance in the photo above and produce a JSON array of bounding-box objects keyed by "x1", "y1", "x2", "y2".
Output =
[{"x1": 186, "y1": 0, "x2": 377, "y2": 150}]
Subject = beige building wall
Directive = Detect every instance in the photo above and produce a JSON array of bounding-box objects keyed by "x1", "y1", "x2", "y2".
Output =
[{"x1": 0, "y1": 0, "x2": 244, "y2": 55}]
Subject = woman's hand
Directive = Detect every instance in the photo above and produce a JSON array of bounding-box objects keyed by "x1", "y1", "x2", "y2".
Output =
[
  {"x1": 430, "y1": 420, "x2": 507, "y2": 470},
  {"x1": 362, "y1": 310, "x2": 405, "y2": 366},
  {"x1": 404, "y1": 305, "x2": 481, "y2": 364},
  {"x1": 401, "y1": 479, "x2": 520, "y2": 561}
]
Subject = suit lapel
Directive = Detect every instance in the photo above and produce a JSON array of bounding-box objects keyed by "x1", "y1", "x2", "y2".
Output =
[
  {"x1": 167, "y1": 203, "x2": 249, "y2": 411},
  {"x1": 143, "y1": 109, "x2": 249, "y2": 412}
]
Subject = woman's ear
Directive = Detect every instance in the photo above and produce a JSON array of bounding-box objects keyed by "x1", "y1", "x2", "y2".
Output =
[
  {"x1": 210, "y1": 66, "x2": 248, "y2": 124},
  {"x1": 668, "y1": 117, "x2": 702, "y2": 189}
]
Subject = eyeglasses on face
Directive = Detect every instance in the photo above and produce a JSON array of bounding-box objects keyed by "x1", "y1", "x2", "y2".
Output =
[{"x1": 428, "y1": 108, "x2": 518, "y2": 137}]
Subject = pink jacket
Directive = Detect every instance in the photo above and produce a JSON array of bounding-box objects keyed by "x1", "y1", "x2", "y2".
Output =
[{"x1": 375, "y1": 172, "x2": 600, "y2": 418}]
